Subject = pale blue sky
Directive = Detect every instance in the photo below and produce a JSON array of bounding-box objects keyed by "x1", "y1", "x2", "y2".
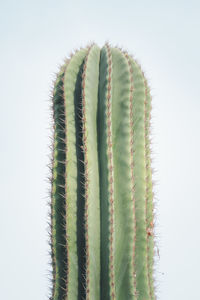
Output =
[{"x1": 0, "y1": 1, "x2": 200, "y2": 299}]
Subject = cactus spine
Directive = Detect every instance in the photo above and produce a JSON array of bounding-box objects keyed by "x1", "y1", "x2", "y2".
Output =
[{"x1": 50, "y1": 43, "x2": 156, "y2": 300}]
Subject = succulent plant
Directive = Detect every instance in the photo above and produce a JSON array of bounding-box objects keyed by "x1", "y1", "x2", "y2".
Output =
[{"x1": 49, "y1": 42, "x2": 156, "y2": 300}]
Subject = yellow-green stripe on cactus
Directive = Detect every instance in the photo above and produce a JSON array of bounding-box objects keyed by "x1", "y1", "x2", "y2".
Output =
[{"x1": 49, "y1": 43, "x2": 156, "y2": 300}]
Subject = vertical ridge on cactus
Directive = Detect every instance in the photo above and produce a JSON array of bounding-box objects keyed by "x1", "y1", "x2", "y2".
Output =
[
  {"x1": 49, "y1": 42, "x2": 156, "y2": 300},
  {"x1": 81, "y1": 44, "x2": 101, "y2": 300},
  {"x1": 51, "y1": 64, "x2": 67, "y2": 300}
]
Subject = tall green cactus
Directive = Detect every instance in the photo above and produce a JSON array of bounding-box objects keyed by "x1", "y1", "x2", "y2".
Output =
[{"x1": 49, "y1": 43, "x2": 156, "y2": 300}]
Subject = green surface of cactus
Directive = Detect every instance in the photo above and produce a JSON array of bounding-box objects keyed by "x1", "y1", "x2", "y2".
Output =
[{"x1": 50, "y1": 43, "x2": 156, "y2": 300}]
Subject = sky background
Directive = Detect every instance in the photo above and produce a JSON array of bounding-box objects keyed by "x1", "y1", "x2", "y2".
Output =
[{"x1": 0, "y1": 0, "x2": 200, "y2": 299}]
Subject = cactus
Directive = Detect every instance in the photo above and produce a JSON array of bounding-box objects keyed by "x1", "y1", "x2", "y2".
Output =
[{"x1": 49, "y1": 42, "x2": 156, "y2": 300}]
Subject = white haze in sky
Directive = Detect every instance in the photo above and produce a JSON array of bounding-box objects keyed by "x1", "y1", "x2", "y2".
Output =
[{"x1": 0, "y1": 1, "x2": 199, "y2": 299}]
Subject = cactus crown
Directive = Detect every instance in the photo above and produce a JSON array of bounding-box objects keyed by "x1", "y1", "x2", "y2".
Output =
[{"x1": 49, "y1": 43, "x2": 156, "y2": 300}]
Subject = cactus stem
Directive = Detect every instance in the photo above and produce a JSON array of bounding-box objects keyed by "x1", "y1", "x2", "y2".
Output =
[{"x1": 50, "y1": 43, "x2": 156, "y2": 300}]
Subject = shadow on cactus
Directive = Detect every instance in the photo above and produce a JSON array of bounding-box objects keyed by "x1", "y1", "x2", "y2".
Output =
[{"x1": 49, "y1": 42, "x2": 157, "y2": 300}]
